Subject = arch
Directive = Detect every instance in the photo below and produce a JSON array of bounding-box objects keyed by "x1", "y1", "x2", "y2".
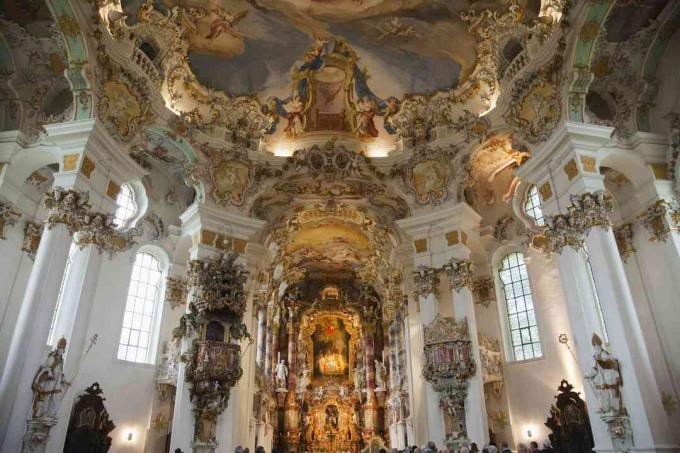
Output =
[
  {"x1": 205, "y1": 321, "x2": 226, "y2": 342},
  {"x1": 597, "y1": 149, "x2": 655, "y2": 190},
  {"x1": 44, "y1": 0, "x2": 94, "y2": 120}
]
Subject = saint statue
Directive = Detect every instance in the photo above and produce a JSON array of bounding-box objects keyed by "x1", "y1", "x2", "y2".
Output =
[
  {"x1": 353, "y1": 363, "x2": 366, "y2": 392},
  {"x1": 374, "y1": 359, "x2": 387, "y2": 390},
  {"x1": 584, "y1": 333, "x2": 623, "y2": 415},
  {"x1": 297, "y1": 364, "x2": 311, "y2": 393},
  {"x1": 31, "y1": 337, "x2": 70, "y2": 419},
  {"x1": 275, "y1": 359, "x2": 288, "y2": 389}
]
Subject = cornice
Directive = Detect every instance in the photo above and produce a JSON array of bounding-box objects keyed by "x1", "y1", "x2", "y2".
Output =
[{"x1": 180, "y1": 202, "x2": 266, "y2": 240}]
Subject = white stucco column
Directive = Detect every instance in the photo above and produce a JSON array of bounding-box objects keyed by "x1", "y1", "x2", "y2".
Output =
[
  {"x1": 44, "y1": 243, "x2": 105, "y2": 452},
  {"x1": 445, "y1": 257, "x2": 489, "y2": 446},
  {"x1": 414, "y1": 269, "x2": 446, "y2": 447},
  {"x1": 515, "y1": 122, "x2": 680, "y2": 451},
  {"x1": 0, "y1": 220, "x2": 73, "y2": 451}
]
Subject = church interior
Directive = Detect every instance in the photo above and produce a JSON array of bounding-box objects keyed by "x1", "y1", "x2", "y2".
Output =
[{"x1": 1, "y1": 0, "x2": 680, "y2": 452}]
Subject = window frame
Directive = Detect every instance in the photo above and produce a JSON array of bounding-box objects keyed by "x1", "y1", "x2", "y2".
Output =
[
  {"x1": 523, "y1": 184, "x2": 545, "y2": 227},
  {"x1": 113, "y1": 183, "x2": 137, "y2": 229},
  {"x1": 495, "y1": 249, "x2": 544, "y2": 363},
  {"x1": 116, "y1": 248, "x2": 167, "y2": 365}
]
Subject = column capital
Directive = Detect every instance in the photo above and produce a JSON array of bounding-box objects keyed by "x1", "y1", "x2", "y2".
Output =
[
  {"x1": 444, "y1": 258, "x2": 474, "y2": 291},
  {"x1": 0, "y1": 200, "x2": 21, "y2": 239},
  {"x1": 412, "y1": 265, "x2": 439, "y2": 297},
  {"x1": 544, "y1": 191, "x2": 614, "y2": 254},
  {"x1": 637, "y1": 199, "x2": 680, "y2": 242}
]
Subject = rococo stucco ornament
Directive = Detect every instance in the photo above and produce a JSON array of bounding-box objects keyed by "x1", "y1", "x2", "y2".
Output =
[
  {"x1": 471, "y1": 277, "x2": 495, "y2": 308},
  {"x1": 445, "y1": 258, "x2": 474, "y2": 291},
  {"x1": 186, "y1": 251, "x2": 249, "y2": 314},
  {"x1": 412, "y1": 266, "x2": 439, "y2": 298},
  {"x1": 543, "y1": 191, "x2": 613, "y2": 254},
  {"x1": 165, "y1": 276, "x2": 188, "y2": 310},
  {"x1": 613, "y1": 223, "x2": 635, "y2": 262},
  {"x1": 75, "y1": 211, "x2": 141, "y2": 256},
  {"x1": 422, "y1": 314, "x2": 476, "y2": 438},
  {"x1": 391, "y1": 146, "x2": 460, "y2": 206},
  {"x1": 0, "y1": 200, "x2": 21, "y2": 240},
  {"x1": 637, "y1": 199, "x2": 680, "y2": 243},
  {"x1": 21, "y1": 221, "x2": 43, "y2": 261},
  {"x1": 43, "y1": 187, "x2": 90, "y2": 233}
]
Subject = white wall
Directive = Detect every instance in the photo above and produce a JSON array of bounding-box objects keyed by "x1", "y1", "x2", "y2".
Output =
[
  {"x1": 485, "y1": 247, "x2": 584, "y2": 449},
  {"x1": 66, "y1": 249, "x2": 160, "y2": 453}
]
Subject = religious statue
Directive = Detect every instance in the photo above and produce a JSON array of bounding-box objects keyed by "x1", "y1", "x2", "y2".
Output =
[
  {"x1": 31, "y1": 337, "x2": 70, "y2": 419},
  {"x1": 353, "y1": 363, "x2": 366, "y2": 392},
  {"x1": 284, "y1": 93, "x2": 305, "y2": 137},
  {"x1": 584, "y1": 334, "x2": 623, "y2": 415},
  {"x1": 275, "y1": 360, "x2": 288, "y2": 389},
  {"x1": 298, "y1": 365, "x2": 311, "y2": 393},
  {"x1": 313, "y1": 386, "x2": 324, "y2": 401},
  {"x1": 374, "y1": 359, "x2": 387, "y2": 390},
  {"x1": 338, "y1": 385, "x2": 348, "y2": 399}
]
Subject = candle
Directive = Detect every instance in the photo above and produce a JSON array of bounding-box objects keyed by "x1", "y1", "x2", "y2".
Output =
[{"x1": 278, "y1": 351, "x2": 281, "y2": 363}]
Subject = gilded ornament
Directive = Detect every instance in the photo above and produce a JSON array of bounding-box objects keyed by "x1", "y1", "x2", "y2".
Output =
[
  {"x1": 471, "y1": 277, "x2": 495, "y2": 308},
  {"x1": 57, "y1": 14, "x2": 80, "y2": 38},
  {"x1": 80, "y1": 156, "x2": 96, "y2": 178},
  {"x1": 413, "y1": 238, "x2": 427, "y2": 253},
  {"x1": 539, "y1": 182, "x2": 553, "y2": 201},
  {"x1": 563, "y1": 159, "x2": 578, "y2": 181},
  {"x1": 43, "y1": 187, "x2": 90, "y2": 234},
  {"x1": 22, "y1": 221, "x2": 43, "y2": 260},
  {"x1": 413, "y1": 266, "x2": 439, "y2": 298},
  {"x1": 580, "y1": 156, "x2": 597, "y2": 173},
  {"x1": 0, "y1": 200, "x2": 21, "y2": 240},
  {"x1": 165, "y1": 277, "x2": 188, "y2": 310},
  {"x1": 613, "y1": 223, "x2": 635, "y2": 262},
  {"x1": 62, "y1": 154, "x2": 80, "y2": 172},
  {"x1": 579, "y1": 20, "x2": 601, "y2": 41},
  {"x1": 637, "y1": 199, "x2": 679, "y2": 242},
  {"x1": 444, "y1": 258, "x2": 474, "y2": 290}
]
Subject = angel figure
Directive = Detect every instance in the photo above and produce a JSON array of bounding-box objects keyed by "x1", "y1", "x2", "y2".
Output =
[
  {"x1": 297, "y1": 365, "x2": 311, "y2": 393},
  {"x1": 205, "y1": 7, "x2": 248, "y2": 40},
  {"x1": 284, "y1": 93, "x2": 305, "y2": 137},
  {"x1": 377, "y1": 17, "x2": 420, "y2": 41},
  {"x1": 354, "y1": 97, "x2": 379, "y2": 139}
]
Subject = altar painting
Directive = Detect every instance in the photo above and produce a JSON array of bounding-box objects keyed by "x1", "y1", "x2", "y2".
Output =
[{"x1": 311, "y1": 317, "x2": 351, "y2": 381}]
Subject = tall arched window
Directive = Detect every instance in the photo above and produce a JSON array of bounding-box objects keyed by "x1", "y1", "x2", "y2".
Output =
[
  {"x1": 524, "y1": 184, "x2": 545, "y2": 226},
  {"x1": 498, "y1": 252, "x2": 542, "y2": 361},
  {"x1": 117, "y1": 252, "x2": 163, "y2": 363},
  {"x1": 113, "y1": 183, "x2": 136, "y2": 228}
]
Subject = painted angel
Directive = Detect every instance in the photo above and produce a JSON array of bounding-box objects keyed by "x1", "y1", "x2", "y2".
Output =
[
  {"x1": 205, "y1": 8, "x2": 248, "y2": 40},
  {"x1": 284, "y1": 93, "x2": 305, "y2": 137},
  {"x1": 354, "y1": 97, "x2": 379, "y2": 139}
]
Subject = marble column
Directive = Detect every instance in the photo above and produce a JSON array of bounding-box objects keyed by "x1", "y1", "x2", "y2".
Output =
[
  {"x1": 445, "y1": 259, "x2": 489, "y2": 445},
  {"x1": 271, "y1": 311, "x2": 281, "y2": 385},
  {"x1": 283, "y1": 307, "x2": 299, "y2": 450},
  {"x1": 44, "y1": 243, "x2": 106, "y2": 452},
  {"x1": 264, "y1": 305, "x2": 275, "y2": 381},
  {"x1": 255, "y1": 297, "x2": 267, "y2": 370},
  {"x1": 413, "y1": 266, "x2": 446, "y2": 446},
  {"x1": 363, "y1": 321, "x2": 379, "y2": 437}
]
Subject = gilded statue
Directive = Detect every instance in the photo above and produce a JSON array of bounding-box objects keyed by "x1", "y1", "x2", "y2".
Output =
[
  {"x1": 584, "y1": 334, "x2": 623, "y2": 415},
  {"x1": 31, "y1": 337, "x2": 70, "y2": 419}
]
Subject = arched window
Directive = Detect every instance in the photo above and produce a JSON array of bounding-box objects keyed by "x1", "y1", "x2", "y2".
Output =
[
  {"x1": 524, "y1": 184, "x2": 545, "y2": 226},
  {"x1": 498, "y1": 252, "x2": 542, "y2": 361},
  {"x1": 117, "y1": 252, "x2": 163, "y2": 363},
  {"x1": 113, "y1": 184, "x2": 136, "y2": 228}
]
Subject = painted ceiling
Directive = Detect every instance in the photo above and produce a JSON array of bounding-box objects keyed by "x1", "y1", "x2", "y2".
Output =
[{"x1": 120, "y1": 0, "x2": 525, "y2": 99}]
